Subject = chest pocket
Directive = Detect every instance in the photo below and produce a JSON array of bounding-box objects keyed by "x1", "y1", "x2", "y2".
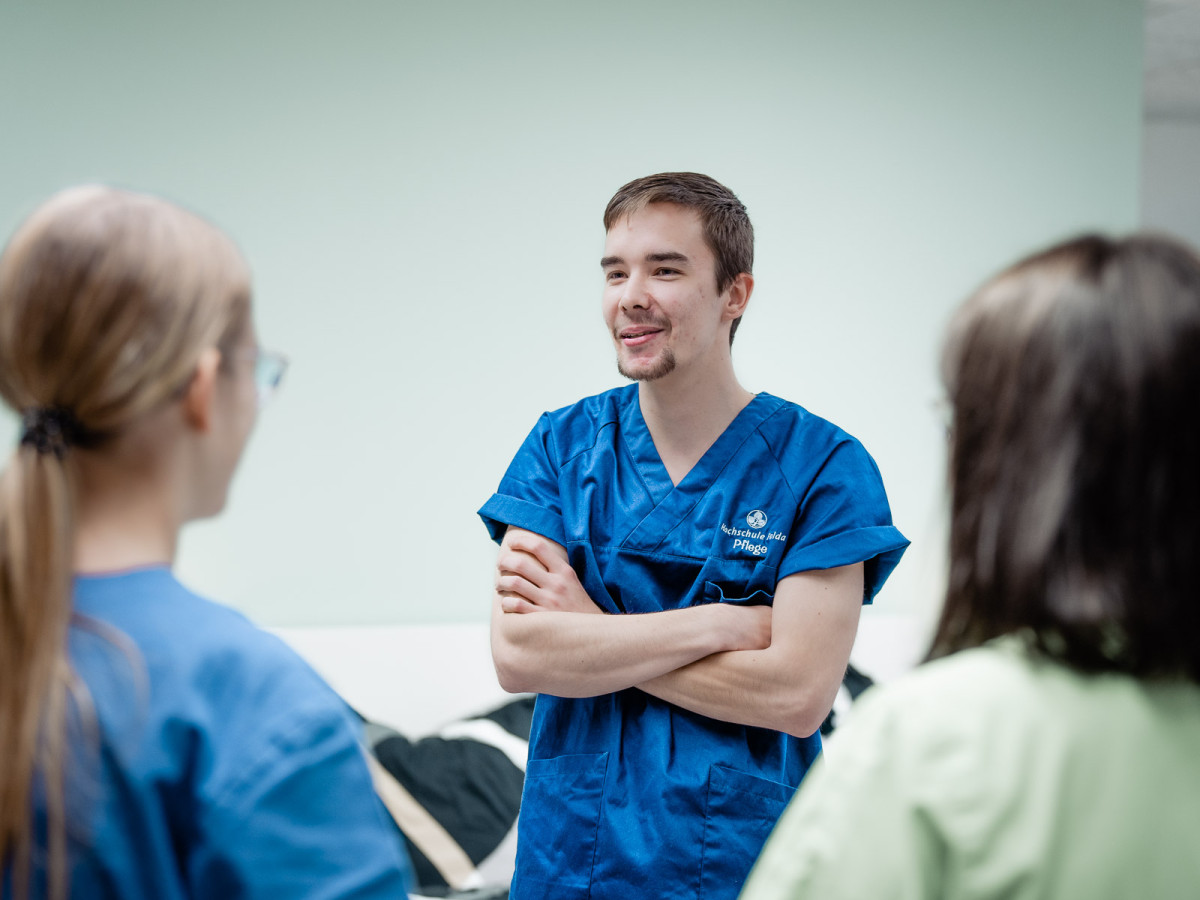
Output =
[{"x1": 702, "y1": 581, "x2": 775, "y2": 607}]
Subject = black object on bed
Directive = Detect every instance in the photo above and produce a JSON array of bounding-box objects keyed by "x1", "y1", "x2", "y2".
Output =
[{"x1": 364, "y1": 696, "x2": 533, "y2": 897}]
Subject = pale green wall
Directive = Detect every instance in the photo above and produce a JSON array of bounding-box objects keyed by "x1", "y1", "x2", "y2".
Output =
[
  {"x1": 0, "y1": 1, "x2": 1142, "y2": 626},
  {"x1": 1143, "y1": 119, "x2": 1200, "y2": 246}
]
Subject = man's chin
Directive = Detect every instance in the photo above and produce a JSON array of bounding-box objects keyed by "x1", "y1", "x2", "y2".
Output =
[{"x1": 617, "y1": 352, "x2": 677, "y2": 382}]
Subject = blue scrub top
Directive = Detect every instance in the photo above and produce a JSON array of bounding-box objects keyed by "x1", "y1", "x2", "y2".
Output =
[
  {"x1": 4, "y1": 567, "x2": 413, "y2": 900},
  {"x1": 480, "y1": 386, "x2": 908, "y2": 900}
]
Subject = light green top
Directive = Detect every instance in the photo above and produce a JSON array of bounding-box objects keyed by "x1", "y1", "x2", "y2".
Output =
[{"x1": 740, "y1": 641, "x2": 1200, "y2": 900}]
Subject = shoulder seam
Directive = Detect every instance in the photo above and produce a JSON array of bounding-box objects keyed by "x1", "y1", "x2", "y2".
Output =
[
  {"x1": 754, "y1": 410, "x2": 800, "y2": 507},
  {"x1": 548, "y1": 398, "x2": 623, "y2": 468}
]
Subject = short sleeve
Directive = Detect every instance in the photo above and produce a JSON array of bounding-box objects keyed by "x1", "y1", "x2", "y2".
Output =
[
  {"x1": 191, "y1": 696, "x2": 415, "y2": 899},
  {"x1": 478, "y1": 413, "x2": 566, "y2": 545},
  {"x1": 778, "y1": 438, "x2": 908, "y2": 602}
]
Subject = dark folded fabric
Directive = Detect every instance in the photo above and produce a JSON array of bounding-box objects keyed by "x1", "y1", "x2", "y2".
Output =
[{"x1": 366, "y1": 697, "x2": 534, "y2": 893}]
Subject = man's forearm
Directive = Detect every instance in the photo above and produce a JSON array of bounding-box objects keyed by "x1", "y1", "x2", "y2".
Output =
[
  {"x1": 640, "y1": 564, "x2": 865, "y2": 737},
  {"x1": 637, "y1": 647, "x2": 830, "y2": 737},
  {"x1": 491, "y1": 600, "x2": 768, "y2": 698}
]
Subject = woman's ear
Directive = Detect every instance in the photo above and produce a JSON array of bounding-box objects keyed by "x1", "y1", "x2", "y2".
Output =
[{"x1": 181, "y1": 347, "x2": 222, "y2": 433}]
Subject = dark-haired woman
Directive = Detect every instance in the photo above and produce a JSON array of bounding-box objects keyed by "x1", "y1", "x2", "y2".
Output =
[
  {"x1": 741, "y1": 233, "x2": 1200, "y2": 899},
  {"x1": 0, "y1": 187, "x2": 412, "y2": 899}
]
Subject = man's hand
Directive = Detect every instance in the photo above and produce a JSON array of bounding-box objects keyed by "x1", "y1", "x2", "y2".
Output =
[
  {"x1": 726, "y1": 602, "x2": 773, "y2": 653},
  {"x1": 495, "y1": 529, "x2": 602, "y2": 615}
]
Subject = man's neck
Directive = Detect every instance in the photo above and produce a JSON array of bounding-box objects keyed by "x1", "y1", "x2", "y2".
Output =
[{"x1": 637, "y1": 363, "x2": 754, "y2": 486}]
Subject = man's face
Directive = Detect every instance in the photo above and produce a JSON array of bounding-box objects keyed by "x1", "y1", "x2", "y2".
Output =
[{"x1": 600, "y1": 203, "x2": 729, "y2": 383}]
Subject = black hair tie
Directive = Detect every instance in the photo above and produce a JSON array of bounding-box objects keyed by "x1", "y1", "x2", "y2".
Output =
[{"x1": 20, "y1": 407, "x2": 90, "y2": 459}]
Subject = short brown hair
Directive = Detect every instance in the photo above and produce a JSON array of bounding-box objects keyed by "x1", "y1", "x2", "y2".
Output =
[
  {"x1": 930, "y1": 233, "x2": 1200, "y2": 683},
  {"x1": 604, "y1": 172, "x2": 753, "y2": 343}
]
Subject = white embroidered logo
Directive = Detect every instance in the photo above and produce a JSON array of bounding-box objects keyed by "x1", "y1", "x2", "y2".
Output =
[{"x1": 720, "y1": 510, "x2": 785, "y2": 557}]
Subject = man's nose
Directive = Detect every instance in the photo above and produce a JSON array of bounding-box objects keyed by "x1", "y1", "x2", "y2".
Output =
[{"x1": 620, "y1": 274, "x2": 650, "y2": 310}]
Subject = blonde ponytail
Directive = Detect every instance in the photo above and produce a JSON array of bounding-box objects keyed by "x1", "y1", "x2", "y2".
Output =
[{"x1": 0, "y1": 442, "x2": 77, "y2": 898}]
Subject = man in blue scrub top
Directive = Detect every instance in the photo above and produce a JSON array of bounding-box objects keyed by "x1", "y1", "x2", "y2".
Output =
[{"x1": 479, "y1": 172, "x2": 908, "y2": 900}]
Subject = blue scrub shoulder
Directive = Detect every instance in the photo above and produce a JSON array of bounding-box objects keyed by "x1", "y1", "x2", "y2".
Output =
[
  {"x1": 58, "y1": 568, "x2": 415, "y2": 899},
  {"x1": 74, "y1": 569, "x2": 342, "y2": 746},
  {"x1": 536, "y1": 384, "x2": 633, "y2": 465}
]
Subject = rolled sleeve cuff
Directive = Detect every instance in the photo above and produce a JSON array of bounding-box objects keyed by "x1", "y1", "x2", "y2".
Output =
[
  {"x1": 477, "y1": 495, "x2": 567, "y2": 546},
  {"x1": 778, "y1": 525, "x2": 910, "y2": 604}
]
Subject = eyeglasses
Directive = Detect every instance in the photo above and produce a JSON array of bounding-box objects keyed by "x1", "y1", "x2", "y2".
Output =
[{"x1": 224, "y1": 346, "x2": 290, "y2": 408}]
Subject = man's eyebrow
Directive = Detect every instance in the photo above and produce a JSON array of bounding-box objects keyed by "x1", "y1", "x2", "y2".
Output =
[{"x1": 600, "y1": 251, "x2": 690, "y2": 269}]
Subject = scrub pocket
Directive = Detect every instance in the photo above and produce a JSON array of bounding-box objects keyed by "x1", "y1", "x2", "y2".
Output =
[
  {"x1": 698, "y1": 764, "x2": 796, "y2": 899},
  {"x1": 512, "y1": 752, "x2": 608, "y2": 900},
  {"x1": 702, "y1": 581, "x2": 775, "y2": 607}
]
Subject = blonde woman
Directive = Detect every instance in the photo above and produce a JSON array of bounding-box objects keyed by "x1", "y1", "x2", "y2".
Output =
[
  {"x1": 0, "y1": 187, "x2": 412, "y2": 899},
  {"x1": 740, "y1": 234, "x2": 1200, "y2": 899}
]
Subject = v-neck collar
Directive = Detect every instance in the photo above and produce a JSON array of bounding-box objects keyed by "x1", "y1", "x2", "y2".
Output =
[{"x1": 620, "y1": 390, "x2": 785, "y2": 551}]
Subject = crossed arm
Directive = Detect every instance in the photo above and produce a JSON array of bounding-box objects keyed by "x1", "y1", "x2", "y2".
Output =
[{"x1": 490, "y1": 526, "x2": 864, "y2": 738}]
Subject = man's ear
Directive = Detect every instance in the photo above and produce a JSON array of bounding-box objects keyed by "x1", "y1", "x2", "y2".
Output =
[
  {"x1": 723, "y1": 272, "x2": 754, "y2": 322},
  {"x1": 181, "y1": 347, "x2": 222, "y2": 433}
]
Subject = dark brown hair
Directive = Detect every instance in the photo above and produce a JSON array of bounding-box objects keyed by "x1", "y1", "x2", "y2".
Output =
[
  {"x1": 604, "y1": 172, "x2": 753, "y2": 344},
  {"x1": 929, "y1": 233, "x2": 1200, "y2": 682}
]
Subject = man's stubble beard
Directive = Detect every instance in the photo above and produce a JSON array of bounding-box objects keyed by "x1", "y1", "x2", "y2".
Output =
[{"x1": 617, "y1": 347, "x2": 676, "y2": 382}]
